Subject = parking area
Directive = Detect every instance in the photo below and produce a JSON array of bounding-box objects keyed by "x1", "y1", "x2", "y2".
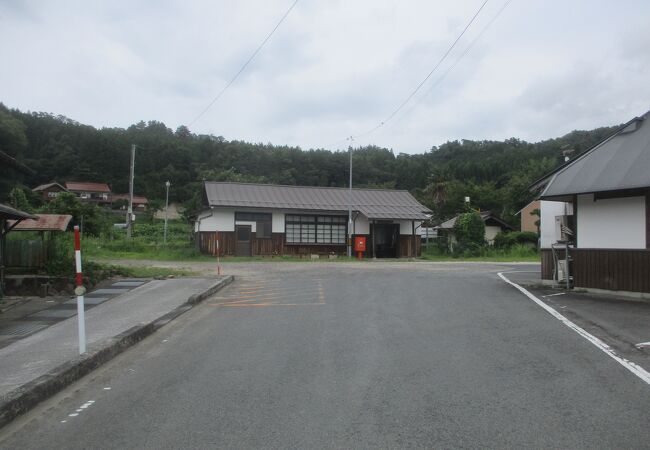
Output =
[{"x1": 2, "y1": 260, "x2": 649, "y2": 449}]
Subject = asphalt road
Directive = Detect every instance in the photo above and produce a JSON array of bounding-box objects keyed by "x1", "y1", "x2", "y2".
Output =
[{"x1": 1, "y1": 262, "x2": 649, "y2": 449}]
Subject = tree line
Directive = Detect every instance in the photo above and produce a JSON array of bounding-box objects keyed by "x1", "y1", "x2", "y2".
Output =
[{"x1": 0, "y1": 102, "x2": 618, "y2": 227}]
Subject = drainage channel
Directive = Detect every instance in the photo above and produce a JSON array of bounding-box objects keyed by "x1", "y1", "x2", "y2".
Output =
[{"x1": 0, "y1": 279, "x2": 150, "y2": 348}]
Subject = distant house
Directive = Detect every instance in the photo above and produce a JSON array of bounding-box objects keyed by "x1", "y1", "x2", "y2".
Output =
[
  {"x1": 516, "y1": 200, "x2": 540, "y2": 234},
  {"x1": 435, "y1": 211, "x2": 514, "y2": 249},
  {"x1": 32, "y1": 182, "x2": 69, "y2": 201},
  {"x1": 64, "y1": 181, "x2": 111, "y2": 205},
  {"x1": 532, "y1": 110, "x2": 650, "y2": 295},
  {"x1": 194, "y1": 182, "x2": 431, "y2": 258},
  {"x1": 111, "y1": 194, "x2": 148, "y2": 211}
]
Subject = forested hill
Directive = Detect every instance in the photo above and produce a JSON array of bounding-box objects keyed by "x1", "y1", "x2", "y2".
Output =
[{"x1": 0, "y1": 103, "x2": 618, "y2": 225}]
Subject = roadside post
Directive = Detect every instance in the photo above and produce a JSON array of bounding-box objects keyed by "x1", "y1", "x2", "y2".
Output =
[
  {"x1": 216, "y1": 231, "x2": 221, "y2": 276},
  {"x1": 74, "y1": 226, "x2": 87, "y2": 354}
]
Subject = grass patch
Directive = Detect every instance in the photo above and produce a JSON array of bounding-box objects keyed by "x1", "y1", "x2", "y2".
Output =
[
  {"x1": 420, "y1": 243, "x2": 541, "y2": 262},
  {"x1": 94, "y1": 263, "x2": 198, "y2": 278}
]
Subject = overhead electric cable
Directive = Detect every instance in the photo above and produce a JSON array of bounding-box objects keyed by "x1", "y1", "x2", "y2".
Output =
[
  {"x1": 339, "y1": 0, "x2": 490, "y2": 146},
  {"x1": 188, "y1": 0, "x2": 299, "y2": 127},
  {"x1": 384, "y1": 0, "x2": 513, "y2": 131}
]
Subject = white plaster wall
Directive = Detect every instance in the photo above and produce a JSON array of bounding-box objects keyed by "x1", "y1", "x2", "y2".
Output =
[
  {"x1": 195, "y1": 208, "x2": 235, "y2": 232},
  {"x1": 540, "y1": 200, "x2": 572, "y2": 248},
  {"x1": 355, "y1": 215, "x2": 370, "y2": 234},
  {"x1": 484, "y1": 225, "x2": 502, "y2": 244},
  {"x1": 577, "y1": 194, "x2": 646, "y2": 249},
  {"x1": 272, "y1": 212, "x2": 285, "y2": 233},
  {"x1": 399, "y1": 220, "x2": 420, "y2": 235}
]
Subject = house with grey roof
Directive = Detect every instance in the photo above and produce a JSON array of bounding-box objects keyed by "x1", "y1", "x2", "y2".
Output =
[
  {"x1": 434, "y1": 210, "x2": 513, "y2": 250},
  {"x1": 532, "y1": 109, "x2": 650, "y2": 294},
  {"x1": 195, "y1": 182, "x2": 431, "y2": 258}
]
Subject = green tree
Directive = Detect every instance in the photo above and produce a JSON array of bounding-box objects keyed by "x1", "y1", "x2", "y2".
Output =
[
  {"x1": 453, "y1": 211, "x2": 485, "y2": 254},
  {"x1": 8, "y1": 187, "x2": 33, "y2": 212}
]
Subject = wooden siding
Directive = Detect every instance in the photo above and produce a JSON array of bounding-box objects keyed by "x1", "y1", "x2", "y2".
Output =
[
  {"x1": 572, "y1": 249, "x2": 650, "y2": 293},
  {"x1": 540, "y1": 249, "x2": 554, "y2": 280},
  {"x1": 197, "y1": 232, "x2": 347, "y2": 257},
  {"x1": 197, "y1": 231, "x2": 422, "y2": 257},
  {"x1": 6, "y1": 240, "x2": 48, "y2": 268},
  {"x1": 542, "y1": 248, "x2": 650, "y2": 293},
  {"x1": 398, "y1": 235, "x2": 421, "y2": 258},
  {"x1": 646, "y1": 191, "x2": 649, "y2": 249}
]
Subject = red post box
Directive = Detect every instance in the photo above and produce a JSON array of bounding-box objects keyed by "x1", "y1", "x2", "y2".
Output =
[{"x1": 354, "y1": 236, "x2": 366, "y2": 259}]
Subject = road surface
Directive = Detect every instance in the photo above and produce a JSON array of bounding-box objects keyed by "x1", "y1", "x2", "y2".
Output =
[{"x1": 1, "y1": 262, "x2": 648, "y2": 448}]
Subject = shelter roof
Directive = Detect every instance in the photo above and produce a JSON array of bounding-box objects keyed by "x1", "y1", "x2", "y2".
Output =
[{"x1": 8, "y1": 214, "x2": 72, "y2": 232}]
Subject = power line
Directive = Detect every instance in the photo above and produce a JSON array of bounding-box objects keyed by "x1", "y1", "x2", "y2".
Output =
[
  {"x1": 382, "y1": 0, "x2": 513, "y2": 133},
  {"x1": 341, "y1": 0, "x2": 490, "y2": 145},
  {"x1": 188, "y1": 0, "x2": 299, "y2": 127}
]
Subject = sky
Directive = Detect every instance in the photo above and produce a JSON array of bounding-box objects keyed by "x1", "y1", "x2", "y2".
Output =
[{"x1": 1, "y1": 0, "x2": 650, "y2": 154}]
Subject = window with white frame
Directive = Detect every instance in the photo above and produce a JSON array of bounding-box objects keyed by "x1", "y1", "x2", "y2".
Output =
[{"x1": 285, "y1": 215, "x2": 346, "y2": 244}]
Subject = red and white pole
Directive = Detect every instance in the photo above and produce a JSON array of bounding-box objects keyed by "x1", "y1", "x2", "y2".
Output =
[
  {"x1": 74, "y1": 226, "x2": 86, "y2": 354},
  {"x1": 215, "y1": 231, "x2": 221, "y2": 276}
]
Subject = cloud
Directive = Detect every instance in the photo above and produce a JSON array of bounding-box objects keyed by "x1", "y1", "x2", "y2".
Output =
[{"x1": 1, "y1": 0, "x2": 649, "y2": 154}]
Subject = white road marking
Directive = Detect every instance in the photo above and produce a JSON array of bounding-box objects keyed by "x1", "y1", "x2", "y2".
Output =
[
  {"x1": 498, "y1": 272, "x2": 650, "y2": 387},
  {"x1": 61, "y1": 420, "x2": 67, "y2": 423},
  {"x1": 68, "y1": 413, "x2": 78, "y2": 417},
  {"x1": 542, "y1": 292, "x2": 566, "y2": 298},
  {"x1": 103, "y1": 387, "x2": 111, "y2": 390},
  {"x1": 636, "y1": 342, "x2": 650, "y2": 349}
]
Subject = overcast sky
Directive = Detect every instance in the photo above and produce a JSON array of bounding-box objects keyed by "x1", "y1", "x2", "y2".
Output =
[{"x1": 1, "y1": 0, "x2": 649, "y2": 153}]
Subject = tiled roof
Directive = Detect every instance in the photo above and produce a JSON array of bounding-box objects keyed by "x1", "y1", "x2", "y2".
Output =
[
  {"x1": 32, "y1": 182, "x2": 68, "y2": 192},
  {"x1": 204, "y1": 182, "x2": 431, "y2": 220},
  {"x1": 537, "y1": 110, "x2": 650, "y2": 198},
  {"x1": 65, "y1": 181, "x2": 111, "y2": 193},
  {"x1": 111, "y1": 194, "x2": 148, "y2": 204}
]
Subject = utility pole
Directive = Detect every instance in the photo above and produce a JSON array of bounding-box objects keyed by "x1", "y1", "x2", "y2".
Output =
[
  {"x1": 164, "y1": 180, "x2": 171, "y2": 244},
  {"x1": 126, "y1": 144, "x2": 136, "y2": 239},
  {"x1": 347, "y1": 137, "x2": 353, "y2": 258}
]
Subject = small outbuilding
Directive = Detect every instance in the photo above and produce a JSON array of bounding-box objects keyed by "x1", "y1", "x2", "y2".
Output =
[
  {"x1": 0, "y1": 204, "x2": 37, "y2": 298},
  {"x1": 194, "y1": 182, "x2": 431, "y2": 258},
  {"x1": 5, "y1": 214, "x2": 73, "y2": 271},
  {"x1": 532, "y1": 109, "x2": 650, "y2": 294}
]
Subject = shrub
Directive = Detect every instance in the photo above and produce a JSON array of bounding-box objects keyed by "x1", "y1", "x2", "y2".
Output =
[
  {"x1": 494, "y1": 231, "x2": 539, "y2": 249},
  {"x1": 452, "y1": 212, "x2": 485, "y2": 255}
]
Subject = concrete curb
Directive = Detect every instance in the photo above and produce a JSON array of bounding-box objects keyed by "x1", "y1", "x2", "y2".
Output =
[{"x1": 0, "y1": 275, "x2": 234, "y2": 429}]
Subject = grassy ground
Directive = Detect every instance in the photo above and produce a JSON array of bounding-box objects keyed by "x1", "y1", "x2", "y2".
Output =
[
  {"x1": 95, "y1": 263, "x2": 198, "y2": 278},
  {"x1": 84, "y1": 220, "x2": 540, "y2": 264},
  {"x1": 420, "y1": 243, "x2": 540, "y2": 262}
]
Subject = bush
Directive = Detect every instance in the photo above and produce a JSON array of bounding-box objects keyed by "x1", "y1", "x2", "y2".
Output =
[
  {"x1": 494, "y1": 231, "x2": 538, "y2": 249},
  {"x1": 452, "y1": 212, "x2": 485, "y2": 256}
]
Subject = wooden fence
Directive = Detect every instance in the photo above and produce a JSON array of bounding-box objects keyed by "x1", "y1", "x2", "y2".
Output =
[{"x1": 5, "y1": 240, "x2": 48, "y2": 268}]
